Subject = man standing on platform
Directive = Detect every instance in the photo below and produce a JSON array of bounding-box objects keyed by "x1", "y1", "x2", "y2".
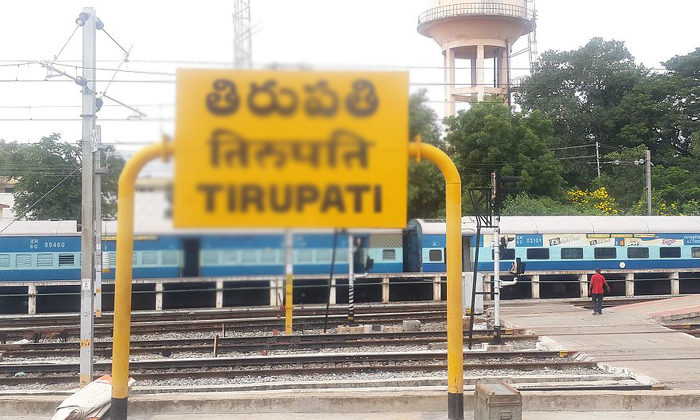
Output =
[{"x1": 589, "y1": 268, "x2": 610, "y2": 315}]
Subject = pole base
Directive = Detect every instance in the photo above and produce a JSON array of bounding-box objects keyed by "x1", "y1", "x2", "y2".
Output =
[
  {"x1": 111, "y1": 397, "x2": 128, "y2": 420},
  {"x1": 448, "y1": 392, "x2": 464, "y2": 420},
  {"x1": 492, "y1": 325, "x2": 503, "y2": 345}
]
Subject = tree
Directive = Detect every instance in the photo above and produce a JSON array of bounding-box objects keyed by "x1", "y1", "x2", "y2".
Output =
[
  {"x1": 2, "y1": 134, "x2": 124, "y2": 221},
  {"x1": 501, "y1": 193, "x2": 583, "y2": 216},
  {"x1": 516, "y1": 38, "x2": 645, "y2": 187},
  {"x1": 407, "y1": 89, "x2": 446, "y2": 220},
  {"x1": 444, "y1": 100, "x2": 565, "y2": 214}
]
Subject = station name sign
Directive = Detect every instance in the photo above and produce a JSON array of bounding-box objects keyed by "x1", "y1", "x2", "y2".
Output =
[{"x1": 173, "y1": 70, "x2": 408, "y2": 228}]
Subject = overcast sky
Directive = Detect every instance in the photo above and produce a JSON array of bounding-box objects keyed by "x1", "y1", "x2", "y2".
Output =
[{"x1": 1, "y1": 0, "x2": 699, "y2": 170}]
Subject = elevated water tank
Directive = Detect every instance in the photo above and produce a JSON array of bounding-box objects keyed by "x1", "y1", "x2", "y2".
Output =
[{"x1": 418, "y1": 1, "x2": 536, "y2": 115}]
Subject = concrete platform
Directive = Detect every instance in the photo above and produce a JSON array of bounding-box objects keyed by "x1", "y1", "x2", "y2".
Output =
[
  {"x1": 5, "y1": 412, "x2": 700, "y2": 420},
  {"x1": 500, "y1": 297, "x2": 700, "y2": 389},
  {"x1": 2, "y1": 389, "x2": 700, "y2": 418}
]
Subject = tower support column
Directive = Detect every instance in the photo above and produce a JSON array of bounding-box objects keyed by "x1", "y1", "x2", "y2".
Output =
[
  {"x1": 444, "y1": 47, "x2": 456, "y2": 117},
  {"x1": 476, "y1": 44, "x2": 485, "y2": 101}
]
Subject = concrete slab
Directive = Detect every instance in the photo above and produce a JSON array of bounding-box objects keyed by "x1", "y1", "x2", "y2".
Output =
[
  {"x1": 4, "y1": 411, "x2": 700, "y2": 420},
  {"x1": 500, "y1": 299, "x2": 700, "y2": 389}
]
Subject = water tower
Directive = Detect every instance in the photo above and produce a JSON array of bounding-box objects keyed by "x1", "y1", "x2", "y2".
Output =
[{"x1": 418, "y1": 0, "x2": 536, "y2": 116}]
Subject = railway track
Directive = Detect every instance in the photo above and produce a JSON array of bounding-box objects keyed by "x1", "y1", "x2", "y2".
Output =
[
  {"x1": 0, "y1": 330, "x2": 534, "y2": 358},
  {"x1": 0, "y1": 350, "x2": 593, "y2": 386},
  {"x1": 0, "y1": 303, "x2": 448, "y2": 328},
  {"x1": 0, "y1": 310, "x2": 453, "y2": 343}
]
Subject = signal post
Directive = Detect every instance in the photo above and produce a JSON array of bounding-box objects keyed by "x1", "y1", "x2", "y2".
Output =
[{"x1": 110, "y1": 70, "x2": 463, "y2": 419}]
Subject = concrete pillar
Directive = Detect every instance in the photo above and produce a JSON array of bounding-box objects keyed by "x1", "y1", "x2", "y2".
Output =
[
  {"x1": 433, "y1": 275, "x2": 441, "y2": 301},
  {"x1": 444, "y1": 47, "x2": 456, "y2": 117},
  {"x1": 625, "y1": 273, "x2": 635, "y2": 297},
  {"x1": 476, "y1": 44, "x2": 485, "y2": 101},
  {"x1": 27, "y1": 284, "x2": 37, "y2": 315},
  {"x1": 670, "y1": 272, "x2": 680, "y2": 295},
  {"x1": 155, "y1": 281, "x2": 163, "y2": 311},
  {"x1": 499, "y1": 47, "x2": 509, "y2": 91},
  {"x1": 471, "y1": 58, "x2": 477, "y2": 87},
  {"x1": 483, "y1": 274, "x2": 491, "y2": 300},
  {"x1": 382, "y1": 276, "x2": 390, "y2": 303},
  {"x1": 531, "y1": 274, "x2": 540, "y2": 299},
  {"x1": 216, "y1": 280, "x2": 224, "y2": 309},
  {"x1": 579, "y1": 274, "x2": 589, "y2": 298},
  {"x1": 329, "y1": 277, "x2": 337, "y2": 305},
  {"x1": 270, "y1": 279, "x2": 279, "y2": 306}
]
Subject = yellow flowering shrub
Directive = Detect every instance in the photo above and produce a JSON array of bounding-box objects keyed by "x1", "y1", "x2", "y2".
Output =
[{"x1": 567, "y1": 187, "x2": 619, "y2": 215}]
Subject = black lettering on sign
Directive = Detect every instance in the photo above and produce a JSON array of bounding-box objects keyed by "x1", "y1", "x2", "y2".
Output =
[
  {"x1": 270, "y1": 185, "x2": 292, "y2": 212},
  {"x1": 241, "y1": 185, "x2": 264, "y2": 212},
  {"x1": 248, "y1": 80, "x2": 298, "y2": 116},
  {"x1": 199, "y1": 184, "x2": 381, "y2": 215},
  {"x1": 296, "y1": 185, "x2": 319, "y2": 212},
  {"x1": 209, "y1": 129, "x2": 374, "y2": 170},
  {"x1": 345, "y1": 185, "x2": 370, "y2": 212},
  {"x1": 321, "y1": 184, "x2": 345, "y2": 213},
  {"x1": 305, "y1": 80, "x2": 339, "y2": 117},
  {"x1": 374, "y1": 185, "x2": 382, "y2": 213},
  {"x1": 345, "y1": 79, "x2": 379, "y2": 117},
  {"x1": 198, "y1": 184, "x2": 222, "y2": 212},
  {"x1": 206, "y1": 79, "x2": 240, "y2": 116}
]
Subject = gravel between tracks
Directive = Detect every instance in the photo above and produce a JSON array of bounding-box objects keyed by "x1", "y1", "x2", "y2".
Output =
[{"x1": 0, "y1": 365, "x2": 605, "y2": 391}]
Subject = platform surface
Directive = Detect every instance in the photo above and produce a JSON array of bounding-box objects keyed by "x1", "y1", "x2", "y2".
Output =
[
  {"x1": 500, "y1": 296, "x2": 700, "y2": 389},
  {"x1": 6, "y1": 412, "x2": 700, "y2": 420}
]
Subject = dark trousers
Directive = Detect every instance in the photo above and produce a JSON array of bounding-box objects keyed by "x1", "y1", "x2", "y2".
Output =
[{"x1": 592, "y1": 293, "x2": 604, "y2": 314}]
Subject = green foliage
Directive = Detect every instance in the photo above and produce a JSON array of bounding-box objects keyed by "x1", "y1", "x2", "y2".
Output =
[
  {"x1": 445, "y1": 100, "x2": 565, "y2": 213},
  {"x1": 517, "y1": 38, "x2": 644, "y2": 187},
  {"x1": 1, "y1": 134, "x2": 124, "y2": 221},
  {"x1": 501, "y1": 193, "x2": 584, "y2": 216}
]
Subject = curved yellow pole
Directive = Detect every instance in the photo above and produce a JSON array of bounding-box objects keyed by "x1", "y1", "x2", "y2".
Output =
[
  {"x1": 111, "y1": 139, "x2": 174, "y2": 420},
  {"x1": 408, "y1": 142, "x2": 464, "y2": 419}
]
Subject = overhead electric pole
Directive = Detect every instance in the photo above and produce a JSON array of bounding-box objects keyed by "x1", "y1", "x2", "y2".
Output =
[
  {"x1": 646, "y1": 149, "x2": 652, "y2": 216},
  {"x1": 233, "y1": 0, "x2": 253, "y2": 68},
  {"x1": 79, "y1": 7, "x2": 97, "y2": 387}
]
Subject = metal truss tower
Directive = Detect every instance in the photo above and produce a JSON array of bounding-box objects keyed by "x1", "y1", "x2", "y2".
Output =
[
  {"x1": 233, "y1": 0, "x2": 252, "y2": 68},
  {"x1": 526, "y1": 0, "x2": 539, "y2": 71}
]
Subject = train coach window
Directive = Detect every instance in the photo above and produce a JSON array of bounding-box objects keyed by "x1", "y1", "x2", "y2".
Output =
[
  {"x1": 429, "y1": 249, "x2": 443, "y2": 262},
  {"x1": 692, "y1": 247, "x2": 700, "y2": 258},
  {"x1": 561, "y1": 248, "x2": 583, "y2": 259},
  {"x1": 222, "y1": 250, "x2": 239, "y2": 264},
  {"x1": 37, "y1": 253, "x2": 54, "y2": 267},
  {"x1": 202, "y1": 250, "x2": 219, "y2": 265},
  {"x1": 297, "y1": 249, "x2": 313, "y2": 263},
  {"x1": 382, "y1": 249, "x2": 396, "y2": 261},
  {"x1": 316, "y1": 249, "x2": 331, "y2": 263},
  {"x1": 261, "y1": 250, "x2": 277, "y2": 264},
  {"x1": 660, "y1": 247, "x2": 682, "y2": 258},
  {"x1": 594, "y1": 248, "x2": 617, "y2": 259},
  {"x1": 59, "y1": 253, "x2": 75, "y2": 267},
  {"x1": 0, "y1": 254, "x2": 10, "y2": 268},
  {"x1": 142, "y1": 252, "x2": 158, "y2": 265},
  {"x1": 162, "y1": 251, "x2": 178, "y2": 266},
  {"x1": 336, "y1": 250, "x2": 348, "y2": 262},
  {"x1": 16, "y1": 254, "x2": 32, "y2": 268},
  {"x1": 526, "y1": 248, "x2": 550, "y2": 260},
  {"x1": 491, "y1": 249, "x2": 515, "y2": 260},
  {"x1": 627, "y1": 247, "x2": 649, "y2": 259},
  {"x1": 241, "y1": 250, "x2": 257, "y2": 264}
]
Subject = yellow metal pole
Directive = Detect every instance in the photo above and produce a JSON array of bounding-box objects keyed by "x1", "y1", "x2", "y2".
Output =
[
  {"x1": 111, "y1": 138, "x2": 173, "y2": 420},
  {"x1": 408, "y1": 141, "x2": 463, "y2": 419},
  {"x1": 284, "y1": 230, "x2": 293, "y2": 334}
]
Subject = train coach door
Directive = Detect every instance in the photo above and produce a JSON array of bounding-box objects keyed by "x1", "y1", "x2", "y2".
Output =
[
  {"x1": 403, "y1": 227, "x2": 422, "y2": 272},
  {"x1": 462, "y1": 236, "x2": 472, "y2": 273},
  {"x1": 182, "y1": 238, "x2": 201, "y2": 278}
]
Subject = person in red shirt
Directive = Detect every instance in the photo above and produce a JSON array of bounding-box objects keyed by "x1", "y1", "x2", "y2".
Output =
[{"x1": 589, "y1": 268, "x2": 610, "y2": 315}]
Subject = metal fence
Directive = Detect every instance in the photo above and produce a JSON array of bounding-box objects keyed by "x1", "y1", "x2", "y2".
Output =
[{"x1": 418, "y1": 2, "x2": 534, "y2": 26}]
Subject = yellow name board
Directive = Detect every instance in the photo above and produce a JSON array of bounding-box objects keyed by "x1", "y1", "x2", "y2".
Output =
[{"x1": 173, "y1": 70, "x2": 408, "y2": 228}]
